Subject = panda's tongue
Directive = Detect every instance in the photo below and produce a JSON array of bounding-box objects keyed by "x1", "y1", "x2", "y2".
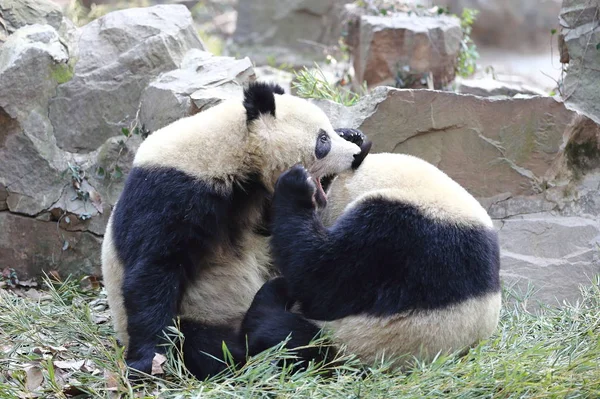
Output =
[{"x1": 313, "y1": 176, "x2": 327, "y2": 208}]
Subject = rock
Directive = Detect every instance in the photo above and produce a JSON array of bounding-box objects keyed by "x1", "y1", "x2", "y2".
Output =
[
  {"x1": 313, "y1": 86, "x2": 600, "y2": 305},
  {"x1": 48, "y1": 5, "x2": 205, "y2": 153},
  {"x1": 0, "y1": 212, "x2": 102, "y2": 279},
  {"x1": 233, "y1": 0, "x2": 350, "y2": 50},
  {"x1": 560, "y1": 0, "x2": 600, "y2": 125},
  {"x1": 314, "y1": 87, "x2": 575, "y2": 198},
  {"x1": 352, "y1": 12, "x2": 462, "y2": 89},
  {"x1": 456, "y1": 77, "x2": 548, "y2": 98},
  {"x1": 254, "y1": 66, "x2": 295, "y2": 95},
  {"x1": 438, "y1": 0, "x2": 562, "y2": 51},
  {"x1": 140, "y1": 49, "x2": 255, "y2": 132},
  {"x1": 0, "y1": 183, "x2": 7, "y2": 211},
  {"x1": 497, "y1": 215, "x2": 600, "y2": 306},
  {"x1": 0, "y1": 25, "x2": 71, "y2": 216},
  {"x1": 0, "y1": 0, "x2": 76, "y2": 43},
  {"x1": 0, "y1": 24, "x2": 69, "y2": 120}
]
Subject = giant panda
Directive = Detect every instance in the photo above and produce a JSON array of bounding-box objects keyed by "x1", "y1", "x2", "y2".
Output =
[
  {"x1": 242, "y1": 151, "x2": 501, "y2": 369},
  {"x1": 101, "y1": 82, "x2": 372, "y2": 380}
]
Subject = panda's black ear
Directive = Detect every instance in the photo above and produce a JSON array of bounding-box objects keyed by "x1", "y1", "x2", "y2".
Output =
[{"x1": 243, "y1": 82, "x2": 285, "y2": 123}]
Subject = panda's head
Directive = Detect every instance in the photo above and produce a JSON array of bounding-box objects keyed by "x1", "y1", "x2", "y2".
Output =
[{"x1": 243, "y1": 82, "x2": 371, "y2": 207}]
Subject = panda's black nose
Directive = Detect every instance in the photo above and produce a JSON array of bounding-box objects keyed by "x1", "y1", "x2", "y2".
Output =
[{"x1": 352, "y1": 140, "x2": 372, "y2": 170}]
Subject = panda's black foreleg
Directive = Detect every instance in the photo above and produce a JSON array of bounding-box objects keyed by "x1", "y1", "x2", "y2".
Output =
[
  {"x1": 241, "y1": 277, "x2": 333, "y2": 367},
  {"x1": 122, "y1": 259, "x2": 183, "y2": 376},
  {"x1": 271, "y1": 165, "x2": 367, "y2": 321}
]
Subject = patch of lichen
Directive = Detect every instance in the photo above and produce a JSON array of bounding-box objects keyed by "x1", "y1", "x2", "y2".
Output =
[
  {"x1": 50, "y1": 60, "x2": 75, "y2": 84},
  {"x1": 565, "y1": 137, "x2": 600, "y2": 174}
]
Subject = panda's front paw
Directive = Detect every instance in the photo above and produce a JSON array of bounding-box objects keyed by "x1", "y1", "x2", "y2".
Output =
[{"x1": 274, "y1": 164, "x2": 316, "y2": 209}]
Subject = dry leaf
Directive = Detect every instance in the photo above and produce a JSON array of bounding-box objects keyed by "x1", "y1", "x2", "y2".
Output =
[
  {"x1": 17, "y1": 279, "x2": 38, "y2": 288},
  {"x1": 48, "y1": 270, "x2": 62, "y2": 282},
  {"x1": 151, "y1": 353, "x2": 167, "y2": 375},
  {"x1": 25, "y1": 365, "x2": 43, "y2": 391},
  {"x1": 92, "y1": 314, "x2": 109, "y2": 324},
  {"x1": 104, "y1": 369, "x2": 119, "y2": 391},
  {"x1": 89, "y1": 189, "x2": 103, "y2": 214},
  {"x1": 54, "y1": 359, "x2": 85, "y2": 370},
  {"x1": 62, "y1": 383, "x2": 85, "y2": 397}
]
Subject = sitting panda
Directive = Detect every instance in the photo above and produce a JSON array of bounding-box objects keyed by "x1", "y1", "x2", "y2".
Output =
[
  {"x1": 101, "y1": 82, "x2": 372, "y2": 379},
  {"x1": 243, "y1": 151, "x2": 501, "y2": 368}
]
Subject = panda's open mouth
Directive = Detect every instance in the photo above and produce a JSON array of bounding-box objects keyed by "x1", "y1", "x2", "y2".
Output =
[{"x1": 312, "y1": 174, "x2": 336, "y2": 208}]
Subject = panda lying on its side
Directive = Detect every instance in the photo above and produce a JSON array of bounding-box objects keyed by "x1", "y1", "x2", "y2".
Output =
[
  {"x1": 243, "y1": 151, "x2": 501, "y2": 368},
  {"x1": 101, "y1": 82, "x2": 371, "y2": 379}
]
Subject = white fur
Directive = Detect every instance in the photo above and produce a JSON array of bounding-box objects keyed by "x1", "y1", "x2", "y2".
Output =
[
  {"x1": 134, "y1": 94, "x2": 361, "y2": 191},
  {"x1": 315, "y1": 291, "x2": 501, "y2": 367},
  {"x1": 315, "y1": 152, "x2": 500, "y2": 367},
  {"x1": 101, "y1": 216, "x2": 129, "y2": 347},
  {"x1": 103, "y1": 91, "x2": 362, "y2": 348},
  {"x1": 322, "y1": 152, "x2": 493, "y2": 229}
]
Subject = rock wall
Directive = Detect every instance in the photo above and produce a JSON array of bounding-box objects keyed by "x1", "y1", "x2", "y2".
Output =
[
  {"x1": 560, "y1": 0, "x2": 600, "y2": 125},
  {"x1": 0, "y1": 2, "x2": 256, "y2": 279},
  {"x1": 313, "y1": 88, "x2": 600, "y2": 306},
  {"x1": 230, "y1": 0, "x2": 352, "y2": 66},
  {"x1": 438, "y1": 0, "x2": 562, "y2": 50},
  {"x1": 344, "y1": 5, "x2": 462, "y2": 89}
]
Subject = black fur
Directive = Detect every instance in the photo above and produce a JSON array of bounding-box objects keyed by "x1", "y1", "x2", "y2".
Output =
[
  {"x1": 243, "y1": 82, "x2": 285, "y2": 123},
  {"x1": 179, "y1": 320, "x2": 246, "y2": 380},
  {"x1": 334, "y1": 128, "x2": 366, "y2": 147},
  {"x1": 241, "y1": 277, "x2": 334, "y2": 367},
  {"x1": 269, "y1": 164, "x2": 501, "y2": 321},
  {"x1": 315, "y1": 129, "x2": 331, "y2": 160},
  {"x1": 333, "y1": 128, "x2": 372, "y2": 169},
  {"x1": 112, "y1": 166, "x2": 270, "y2": 378}
]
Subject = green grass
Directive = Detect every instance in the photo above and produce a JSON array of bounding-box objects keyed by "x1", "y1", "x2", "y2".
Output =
[
  {"x1": 292, "y1": 64, "x2": 367, "y2": 107},
  {"x1": 1, "y1": 276, "x2": 599, "y2": 398}
]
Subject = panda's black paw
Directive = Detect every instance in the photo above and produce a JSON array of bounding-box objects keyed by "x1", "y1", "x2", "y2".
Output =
[
  {"x1": 334, "y1": 127, "x2": 366, "y2": 147},
  {"x1": 274, "y1": 164, "x2": 316, "y2": 209},
  {"x1": 126, "y1": 354, "x2": 153, "y2": 379}
]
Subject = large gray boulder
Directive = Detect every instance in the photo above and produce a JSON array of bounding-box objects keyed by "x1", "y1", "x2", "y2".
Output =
[
  {"x1": 559, "y1": 0, "x2": 600, "y2": 125},
  {"x1": 140, "y1": 49, "x2": 255, "y2": 132},
  {"x1": 234, "y1": 0, "x2": 350, "y2": 48},
  {"x1": 497, "y1": 215, "x2": 600, "y2": 305},
  {"x1": 231, "y1": 0, "x2": 352, "y2": 67},
  {"x1": 0, "y1": 6, "x2": 247, "y2": 280},
  {"x1": 48, "y1": 5, "x2": 205, "y2": 153},
  {"x1": 0, "y1": 0, "x2": 76, "y2": 43},
  {"x1": 0, "y1": 24, "x2": 70, "y2": 216},
  {"x1": 313, "y1": 87, "x2": 600, "y2": 306},
  {"x1": 315, "y1": 87, "x2": 574, "y2": 198}
]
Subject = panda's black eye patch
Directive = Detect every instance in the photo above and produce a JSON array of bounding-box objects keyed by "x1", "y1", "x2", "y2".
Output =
[{"x1": 315, "y1": 129, "x2": 331, "y2": 159}]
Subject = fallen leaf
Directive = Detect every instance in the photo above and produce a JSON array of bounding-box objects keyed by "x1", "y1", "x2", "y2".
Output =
[
  {"x1": 23, "y1": 289, "x2": 51, "y2": 301},
  {"x1": 62, "y1": 383, "x2": 85, "y2": 397},
  {"x1": 81, "y1": 275, "x2": 102, "y2": 290},
  {"x1": 104, "y1": 369, "x2": 119, "y2": 391},
  {"x1": 92, "y1": 314, "x2": 109, "y2": 324},
  {"x1": 48, "y1": 270, "x2": 61, "y2": 282},
  {"x1": 17, "y1": 279, "x2": 38, "y2": 288},
  {"x1": 25, "y1": 365, "x2": 43, "y2": 391},
  {"x1": 151, "y1": 353, "x2": 167, "y2": 375},
  {"x1": 44, "y1": 345, "x2": 68, "y2": 354},
  {"x1": 89, "y1": 189, "x2": 103, "y2": 214},
  {"x1": 54, "y1": 359, "x2": 85, "y2": 370}
]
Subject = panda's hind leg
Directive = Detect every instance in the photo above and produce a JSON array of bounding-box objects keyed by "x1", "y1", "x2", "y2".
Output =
[
  {"x1": 241, "y1": 278, "x2": 334, "y2": 368},
  {"x1": 178, "y1": 320, "x2": 246, "y2": 380},
  {"x1": 121, "y1": 256, "x2": 184, "y2": 376}
]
